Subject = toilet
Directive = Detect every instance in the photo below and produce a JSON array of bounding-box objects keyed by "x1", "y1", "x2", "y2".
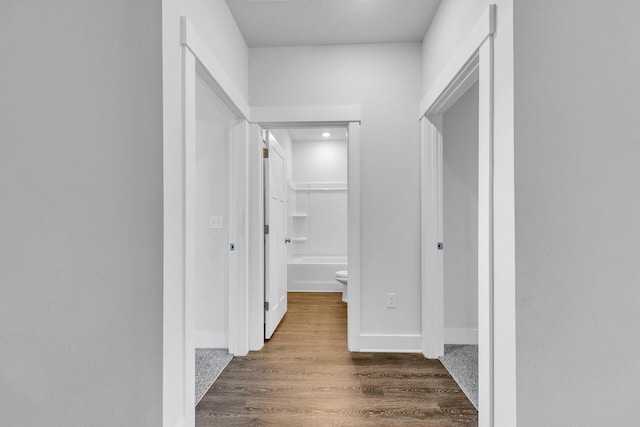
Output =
[{"x1": 335, "y1": 270, "x2": 348, "y2": 302}]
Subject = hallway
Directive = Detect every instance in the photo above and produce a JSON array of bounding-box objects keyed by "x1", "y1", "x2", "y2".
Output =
[{"x1": 196, "y1": 293, "x2": 477, "y2": 426}]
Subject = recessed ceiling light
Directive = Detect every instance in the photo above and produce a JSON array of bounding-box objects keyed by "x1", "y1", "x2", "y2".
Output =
[{"x1": 322, "y1": 132, "x2": 331, "y2": 138}]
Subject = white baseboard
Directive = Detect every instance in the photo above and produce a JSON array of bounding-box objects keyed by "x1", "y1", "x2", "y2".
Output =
[
  {"x1": 194, "y1": 331, "x2": 227, "y2": 349},
  {"x1": 358, "y1": 334, "x2": 422, "y2": 353},
  {"x1": 288, "y1": 280, "x2": 342, "y2": 292},
  {"x1": 444, "y1": 327, "x2": 478, "y2": 345}
]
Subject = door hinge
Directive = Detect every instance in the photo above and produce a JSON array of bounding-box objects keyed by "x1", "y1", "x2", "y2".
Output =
[
  {"x1": 263, "y1": 148, "x2": 269, "y2": 158},
  {"x1": 264, "y1": 224, "x2": 269, "y2": 234},
  {"x1": 437, "y1": 242, "x2": 444, "y2": 250},
  {"x1": 264, "y1": 301, "x2": 270, "y2": 311}
]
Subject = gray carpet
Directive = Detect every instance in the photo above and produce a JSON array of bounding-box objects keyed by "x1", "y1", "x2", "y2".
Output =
[
  {"x1": 440, "y1": 344, "x2": 478, "y2": 409},
  {"x1": 195, "y1": 349, "x2": 233, "y2": 405}
]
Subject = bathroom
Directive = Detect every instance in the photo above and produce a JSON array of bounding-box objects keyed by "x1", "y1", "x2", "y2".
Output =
[{"x1": 269, "y1": 126, "x2": 349, "y2": 302}]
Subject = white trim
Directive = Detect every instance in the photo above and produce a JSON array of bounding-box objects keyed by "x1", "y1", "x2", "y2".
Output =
[
  {"x1": 444, "y1": 328, "x2": 479, "y2": 345},
  {"x1": 248, "y1": 114, "x2": 361, "y2": 353},
  {"x1": 420, "y1": 5, "x2": 503, "y2": 427},
  {"x1": 251, "y1": 105, "x2": 361, "y2": 124},
  {"x1": 419, "y1": 5, "x2": 496, "y2": 118},
  {"x1": 194, "y1": 332, "x2": 228, "y2": 349},
  {"x1": 180, "y1": 17, "x2": 250, "y2": 120},
  {"x1": 477, "y1": 36, "x2": 495, "y2": 427},
  {"x1": 347, "y1": 122, "x2": 361, "y2": 352},
  {"x1": 248, "y1": 123, "x2": 265, "y2": 352},
  {"x1": 182, "y1": 47, "x2": 197, "y2": 427},
  {"x1": 427, "y1": 54, "x2": 480, "y2": 117},
  {"x1": 421, "y1": 115, "x2": 444, "y2": 359},
  {"x1": 359, "y1": 334, "x2": 422, "y2": 353}
]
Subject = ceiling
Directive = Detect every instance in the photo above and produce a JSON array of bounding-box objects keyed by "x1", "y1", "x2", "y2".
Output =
[
  {"x1": 287, "y1": 128, "x2": 347, "y2": 142},
  {"x1": 225, "y1": 0, "x2": 441, "y2": 47},
  {"x1": 279, "y1": 127, "x2": 347, "y2": 142}
]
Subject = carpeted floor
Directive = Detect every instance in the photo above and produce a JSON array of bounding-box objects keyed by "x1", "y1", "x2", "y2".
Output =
[
  {"x1": 195, "y1": 349, "x2": 233, "y2": 405},
  {"x1": 440, "y1": 344, "x2": 478, "y2": 409}
]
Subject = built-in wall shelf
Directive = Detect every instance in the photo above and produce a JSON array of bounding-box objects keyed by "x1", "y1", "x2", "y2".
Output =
[
  {"x1": 290, "y1": 182, "x2": 348, "y2": 191},
  {"x1": 290, "y1": 214, "x2": 308, "y2": 218},
  {"x1": 291, "y1": 237, "x2": 308, "y2": 243}
]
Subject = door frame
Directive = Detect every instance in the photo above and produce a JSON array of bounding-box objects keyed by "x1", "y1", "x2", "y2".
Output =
[
  {"x1": 419, "y1": 5, "x2": 515, "y2": 427},
  {"x1": 177, "y1": 16, "x2": 251, "y2": 426},
  {"x1": 248, "y1": 106, "x2": 362, "y2": 352}
]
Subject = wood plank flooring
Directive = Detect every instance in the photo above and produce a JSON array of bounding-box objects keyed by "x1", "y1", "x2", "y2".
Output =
[{"x1": 196, "y1": 292, "x2": 477, "y2": 426}]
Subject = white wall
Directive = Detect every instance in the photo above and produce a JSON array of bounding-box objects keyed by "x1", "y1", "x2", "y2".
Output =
[
  {"x1": 421, "y1": 0, "x2": 487, "y2": 95},
  {"x1": 443, "y1": 82, "x2": 479, "y2": 343},
  {"x1": 162, "y1": 0, "x2": 248, "y2": 425},
  {"x1": 293, "y1": 140, "x2": 348, "y2": 184},
  {"x1": 0, "y1": 1, "x2": 163, "y2": 425},
  {"x1": 194, "y1": 74, "x2": 233, "y2": 348},
  {"x1": 514, "y1": 1, "x2": 640, "y2": 426},
  {"x1": 423, "y1": 0, "x2": 516, "y2": 423},
  {"x1": 250, "y1": 43, "x2": 423, "y2": 341}
]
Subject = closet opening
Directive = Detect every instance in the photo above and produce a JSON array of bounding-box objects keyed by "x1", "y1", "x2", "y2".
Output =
[{"x1": 440, "y1": 81, "x2": 480, "y2": 409}]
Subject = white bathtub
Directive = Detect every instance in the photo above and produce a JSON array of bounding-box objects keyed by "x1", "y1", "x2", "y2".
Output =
[{"x1": 287, "y1": 256, "x2": 347, "y2": 292}]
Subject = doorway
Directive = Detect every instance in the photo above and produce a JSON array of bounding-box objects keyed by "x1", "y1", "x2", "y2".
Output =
[
  {"x1": 262, "y1": 125, "x2": 349, "y2": 341},
  {"x1": 181, "y1": 47, "x2": 250, "y2": 422},
  {"x1": 246, "y1": 108, "x2": 361, "y2": 353},
  {"x1": 193, "y1": 71, "x2": 236, "y2": 350},
  {"x1": 440, "y1": 81, "x2": 479, "y2": 408},
  {"x1": 419, "y1": 6, "x2": 506, "y2": 425},
  {"x1": 190, "y1": 68, "x2": 247, "y2": 405}
]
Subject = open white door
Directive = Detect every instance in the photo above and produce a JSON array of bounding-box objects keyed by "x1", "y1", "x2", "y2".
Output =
[{"x1": 264, "y1": 131, "x2": 288, "y2": 339}]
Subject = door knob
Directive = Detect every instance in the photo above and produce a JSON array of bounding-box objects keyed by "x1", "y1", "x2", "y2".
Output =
[{"x1": 285, "y1": 237, "x2": 291, "y2": 244}]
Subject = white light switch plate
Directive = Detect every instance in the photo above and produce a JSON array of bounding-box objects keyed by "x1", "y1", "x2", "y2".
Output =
[
  {"x1": 386, "y1": 293, "x2": 397, "y2": 308},
  {"x1": 209, "y1": 215, "x2": 223, "y2": 229}
]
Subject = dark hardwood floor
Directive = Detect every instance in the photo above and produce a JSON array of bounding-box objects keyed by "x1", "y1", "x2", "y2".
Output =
[{"x1": 196, "y1": 292, "x2": 477, "y2": 426}]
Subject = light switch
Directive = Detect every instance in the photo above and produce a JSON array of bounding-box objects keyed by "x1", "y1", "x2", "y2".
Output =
[
  {"x1": 209, "y1": 215, "x2": 223, "y2": 229},
  {"x1": 386, "y1": 293, "x2": 397, "y2": 308}
]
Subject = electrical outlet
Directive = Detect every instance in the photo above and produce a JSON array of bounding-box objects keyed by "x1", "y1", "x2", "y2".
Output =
[{"x1": 386, "y1": 293, "x2": 397, "y2": 308}]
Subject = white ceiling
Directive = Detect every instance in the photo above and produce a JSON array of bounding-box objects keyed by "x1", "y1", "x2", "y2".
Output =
[
  {"x1": 282, "y1": 127, "x2": 347, "y2": 142},
  {"x1": 225, "y1": 0, "x2": 441, "y2": 48}
]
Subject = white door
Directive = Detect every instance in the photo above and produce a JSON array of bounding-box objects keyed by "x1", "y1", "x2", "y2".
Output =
[{"x1": 264, "y1": 132, "x2": 288, "y2": 339}]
